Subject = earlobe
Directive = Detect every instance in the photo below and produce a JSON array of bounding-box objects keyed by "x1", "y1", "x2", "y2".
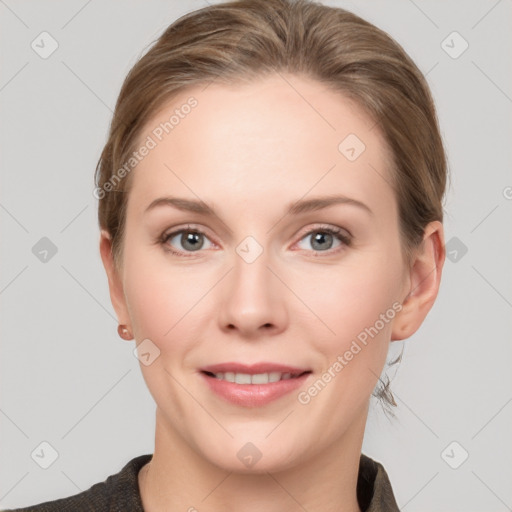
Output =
[
  {"x1": 99, "y1": 230, "x2": 131, "y2": 328},
  {"x1": 391, "y1": 221, "x2": 445, "y2": 341}
]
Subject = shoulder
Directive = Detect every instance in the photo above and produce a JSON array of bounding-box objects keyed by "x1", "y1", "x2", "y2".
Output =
[{"x1": 2, "y1": 454, "x2": 152, "y2": 512}]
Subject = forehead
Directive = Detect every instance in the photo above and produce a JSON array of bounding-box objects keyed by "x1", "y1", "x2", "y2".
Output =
[{"x1": 127, "y1": 73, "x2": 395, "y2": 218}]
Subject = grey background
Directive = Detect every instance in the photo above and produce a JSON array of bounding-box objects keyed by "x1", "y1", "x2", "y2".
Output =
[{"x1": 1, "y1": 1, "x2": 511, "y2": 510}]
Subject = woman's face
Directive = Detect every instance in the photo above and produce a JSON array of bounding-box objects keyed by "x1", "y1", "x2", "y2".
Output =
[{"x1": 107, "y1": 73, "x2": 413, "y2": 471}]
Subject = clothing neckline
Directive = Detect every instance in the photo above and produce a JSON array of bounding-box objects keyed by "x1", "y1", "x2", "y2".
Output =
[{"x1": 115, "y1": 452, "x2": 399, "y2": 512}]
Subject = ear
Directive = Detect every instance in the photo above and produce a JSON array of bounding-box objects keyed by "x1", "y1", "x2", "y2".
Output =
[
  {"x1": 99, "y1": 229, "x2": 131, "y2": 327},
  {"x1": 391, "y1": 221, "x2": 445, "y2": 341}
]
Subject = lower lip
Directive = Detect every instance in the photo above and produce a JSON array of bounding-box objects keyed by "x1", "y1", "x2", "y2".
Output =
[{"x1": 200, "y1": 372, "x2": 311, "y2": 407}]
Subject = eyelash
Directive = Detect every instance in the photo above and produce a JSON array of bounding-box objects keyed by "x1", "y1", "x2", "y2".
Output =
[{"x1": 158, "y1": 224, "x2": 352, "y2": 258}]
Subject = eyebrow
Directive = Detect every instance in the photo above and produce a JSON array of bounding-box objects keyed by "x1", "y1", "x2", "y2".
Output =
[{"x1": 144, "y1": 195, "x2": 373, "y2": 217}]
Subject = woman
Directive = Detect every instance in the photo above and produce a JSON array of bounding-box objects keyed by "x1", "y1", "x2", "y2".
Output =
[{"x1": 5, "y1": 0, "x2": 446, "y2": 510}]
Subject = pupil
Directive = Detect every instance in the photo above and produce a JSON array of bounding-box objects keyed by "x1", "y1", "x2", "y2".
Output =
[{"x1": 182, "y1": 232, "x2": 203, "y2": 251}]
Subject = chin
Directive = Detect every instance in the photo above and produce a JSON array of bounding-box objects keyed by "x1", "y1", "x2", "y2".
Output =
[{"x1": 199, "y1": 437, "x2": 302, "y2": 475}]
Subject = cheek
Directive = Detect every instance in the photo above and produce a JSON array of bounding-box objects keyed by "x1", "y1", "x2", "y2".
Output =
[
  {"x1": 294, "y1": 265, "x2": 400, "y2": 418},
  {"x1": 295, "y1": 250, "x2": 403, "y2": 389},
  {"x1": 302, "y1": 257, "x2": 402, "y2": 339},
  {"x1": 122, "y1": 252, "x2": 208, "y2": 410},
  {"x1": 122, "y1": 247, "x2": 223, "y2": 369},
  {"x1": 122, "y1": 244, "x2": 199, "y2": 344}
]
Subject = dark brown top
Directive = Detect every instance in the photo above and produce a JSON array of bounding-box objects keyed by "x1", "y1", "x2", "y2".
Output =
[{"x1": 3, "y1": 453, "x2": 399, "y2": 511}]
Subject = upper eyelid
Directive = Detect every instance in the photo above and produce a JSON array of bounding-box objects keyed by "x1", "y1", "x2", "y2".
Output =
[{"x1": 296, "y1": 223, "x2": 352, "y2": 240}]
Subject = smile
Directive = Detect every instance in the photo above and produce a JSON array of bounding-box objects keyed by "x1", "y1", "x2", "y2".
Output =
[{"x1": 199, "y1": 370, "x2": 312, "y2": 407}]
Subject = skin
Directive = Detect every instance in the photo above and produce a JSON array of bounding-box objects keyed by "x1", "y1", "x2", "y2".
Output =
[{"x1": 100, "y1": 73, "x2": 445, "y2": 512}]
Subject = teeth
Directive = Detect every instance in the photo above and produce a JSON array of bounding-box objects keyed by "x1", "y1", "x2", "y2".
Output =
[
  {"x1": 268, "y1": 372, "x2": 283, "y2": 383},
  {"x1": 235, "y1": 373, "x2": 251, "y2": 384},
  {"x1": 224, "y1": 372, "x2": 235, "y2": 383},
  {"x1": 212, "y1": 371, "x2": 297, "y2": 384}
]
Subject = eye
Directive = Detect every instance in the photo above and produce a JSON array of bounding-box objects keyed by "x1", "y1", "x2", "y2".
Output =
[
  {"x1": 295, "y1": 226, "x2": 352, "y2": 255},
  {"x1": 160, "y1": 226, "x2": 214, "y2": 256},
  {"x1": 159, "y1": 224, "x2": 352, "y2": 257}
]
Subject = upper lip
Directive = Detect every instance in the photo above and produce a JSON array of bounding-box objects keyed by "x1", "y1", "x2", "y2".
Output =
[{"x1": 200, "y1": 362, "x2": 311, "y2": 376}]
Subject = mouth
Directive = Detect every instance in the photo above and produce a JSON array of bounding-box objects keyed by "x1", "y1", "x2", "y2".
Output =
[
  {"x1": 198, "y1": 363, "x2": 313, "y2": 407},
  {"x1": 199, "y1": 362, "x2": 312, "y2": 384}
]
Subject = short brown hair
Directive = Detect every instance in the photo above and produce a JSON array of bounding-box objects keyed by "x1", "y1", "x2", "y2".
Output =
[{"x1": 94, "y1": 0, "x2": 448, "y2": 415}]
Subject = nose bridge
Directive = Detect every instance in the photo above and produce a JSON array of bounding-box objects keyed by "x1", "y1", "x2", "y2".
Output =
[
  {"x1": 231, "y1": 233, "x2": 275, "y2": 302},
  {"x1": 235, "y1": 234, "x2": 266, "y2": 267}
]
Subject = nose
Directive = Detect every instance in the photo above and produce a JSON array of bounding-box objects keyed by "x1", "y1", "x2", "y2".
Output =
[{"x1": 217, "y1": 244, "x2": 288, "y2": 339}]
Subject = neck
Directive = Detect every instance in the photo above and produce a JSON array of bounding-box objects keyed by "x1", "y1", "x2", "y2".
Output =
[{"x1": 139, "y1": 405, "x2": 368, "y2": 512}]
